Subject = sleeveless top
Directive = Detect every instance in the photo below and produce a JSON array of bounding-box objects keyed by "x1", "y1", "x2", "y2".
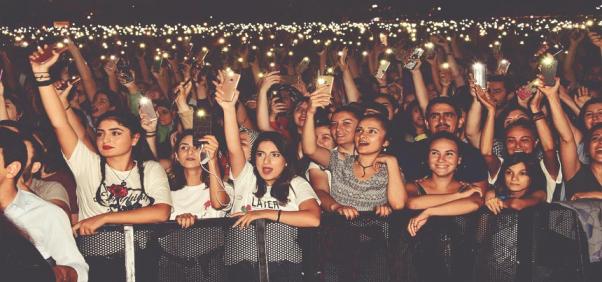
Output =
[{"x1": 565, "y1": 166, "x2": 602, "y2": 200}]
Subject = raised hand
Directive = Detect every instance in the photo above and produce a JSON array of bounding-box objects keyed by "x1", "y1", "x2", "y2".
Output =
[
  {"x1": 29, "y1": 45, "x2": 65, "y2": 73},
  {"x1": 259, "y1": 71, "x2": 281, "y2": 94},
  {"x1": 103, "y1": 60, "x2": 117, "y2": 76},
  {"x1": 338, "y1": 47, "x2": 349, "y2": 72},
  {"x1": 213, "y1": 80, "x2": 239, "y2": 110},
  {"x1": 473, "y1": 83, "x2": 496, "y2": 112},
  {"x1": 199, "y1": 135, "x2": 219, "y2": 160},
  {"x1": 588, "y1": 32, "x2": 602, "y2": 48},
  {"x1": 536, "y1": 76, "x2": 560, "y2": 98},
  {"x1": 307, "y1": 85, "x2": 331, "y2": 113},
  {"x1": 573, "y1": 86, "x2": 592, "y2": 109}
]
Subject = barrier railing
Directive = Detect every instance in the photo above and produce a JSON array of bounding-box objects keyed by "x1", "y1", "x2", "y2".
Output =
[{"x1": 76, "y1": 204, "x2": 600, "y2": 282}]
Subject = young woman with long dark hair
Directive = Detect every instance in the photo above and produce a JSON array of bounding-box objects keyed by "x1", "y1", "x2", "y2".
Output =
[{"x1": 31, "y1": 47, "x2": 172, "y2": 236}]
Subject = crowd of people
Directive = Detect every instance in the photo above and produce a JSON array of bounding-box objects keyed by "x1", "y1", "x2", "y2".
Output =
[{"x1": 0, "y1": 18, "x2": 601, "y2": 281}]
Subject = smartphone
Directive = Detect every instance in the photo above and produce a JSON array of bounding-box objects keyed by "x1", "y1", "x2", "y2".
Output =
[
  {"x1": 472, "y1": 62, "x2": 487, "y2": 89},
  {"x1": 221, "y1": 71, "x2": 241, "y2": 102},
  {"x1": 194, "y1": 48, "x2": 209, "y2": 69},
  {"x1": 152, "y1": 56, "x2": 164, "y2": 72},
  {"x1": 0, "y1": 69, "x2": 3, "y2": 81},
  {"x1": 403, "y1": 48, "x2": 424, "y2": 70},
  {"x1": 375, "y1": 60, "x2": 391, "y2": 79},
  {"x1": 296, "y1": 57, "x2": 310, "y2": 74},
  {"x1": 116, "y1": 58, "x2": 134, "y2": 83},
  {"x1": 496, "y1": 59, "x2": 511, "y2": 75},
  {"x1": 193, "y1": 106, "x2": 212, "y2": 145},
  {"x1": 540, "y1": 55, "x2": 558, "y2": 86},
  {"x1": 317, "y1": 75, "x2": 334, "y2": 95},
  {"x1": 139, "y1": 96, "x2": 157, "y2": 122},
  {"x1": 424, "y1": 42, "x2": 436, "y2": 59}
]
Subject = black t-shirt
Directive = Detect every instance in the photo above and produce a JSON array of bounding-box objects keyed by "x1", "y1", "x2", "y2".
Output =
[
  {"x1": 391, "y1": 138, "x2": 488, "y2": 183},
  {"x1": 565, "y1": 165, "x2": 602, "y2": 200}
]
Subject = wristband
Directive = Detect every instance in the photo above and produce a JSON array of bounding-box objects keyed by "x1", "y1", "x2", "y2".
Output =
[
  {"x1": 532, "y1": 112, "x2": 545, "y2": 122},
  {"x1": 35, "y1": 80, "x2": 54, "y2": 87},
  {"x1": 276, "y1": 210, "x2": 282, "y2": 223}
]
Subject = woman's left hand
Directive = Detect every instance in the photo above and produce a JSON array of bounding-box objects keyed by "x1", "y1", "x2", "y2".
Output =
[
  {"x1": 231, "y1": 210, "x2": 271, "y2": 229},
  {"x1": 407, "y1": 210, "x2": 430, "y2": 237},
  {"x1": 374, "y1": 204, "x2": 392, "y2": 217},
  {"x1": 72, "y1": 214, "x2": 107, "y2": 236}
]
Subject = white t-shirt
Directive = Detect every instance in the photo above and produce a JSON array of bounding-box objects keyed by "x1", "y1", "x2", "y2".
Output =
[
  {"x1": 64, "y1": 140, "x2": 172, "y2": 220},
  {"x1": 488, "y1": 156, "x2": 563, "y2": 203},
  {"x1": 29, "y1": 178, "x2": 71, "y2": 209},
  {"x1": 170, "y1": 182, "x2": 234, "y2": 220},
  {"x1": 231, "y1": 162, "x2": 320, "y2": 213}
]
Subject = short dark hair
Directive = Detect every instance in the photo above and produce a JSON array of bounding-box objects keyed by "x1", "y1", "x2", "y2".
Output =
[
  {"x1": 0, "y1": 128, "x2": 27, "y2": 181},
  {"x1": 363, "y1": 101, "x2": 389, "y2": 119},
  {"x1": 488, "y1": 74, "x2": 516, "y2": 93},
  {"x1": 425, "y1": 97, "x2": 462, "y2": 120},
  {"x1": 373, "y1": 94, "x2": 398, "y2": 111}
]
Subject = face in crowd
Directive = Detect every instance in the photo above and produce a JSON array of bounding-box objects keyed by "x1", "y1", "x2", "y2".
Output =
[
  {"x1": 426, "y1": 103, "x2": 463, "y2": 135},
  {"x1": 354, "y1": 117, "x2": 389, "y2": 155},
  {"x1": 330, "y1": 111, "x2": 359, "y2": 147},
  {"x1": 428, "y1": 137, "x2": 461, "y2": 178}
]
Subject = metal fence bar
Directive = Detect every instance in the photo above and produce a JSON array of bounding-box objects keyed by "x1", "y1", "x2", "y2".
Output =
[{"x1": 124, "y1": 225, "x2": 135, "y2": 282}]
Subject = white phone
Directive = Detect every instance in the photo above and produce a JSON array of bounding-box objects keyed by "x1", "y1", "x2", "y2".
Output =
[{"x1": 375, "y1": 60, "x2": 391, "y2": 79}]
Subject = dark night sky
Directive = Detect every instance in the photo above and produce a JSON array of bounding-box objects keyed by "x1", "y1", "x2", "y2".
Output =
[{"x1": 0, "y1": 0, "x2": 598, "y2": 25}]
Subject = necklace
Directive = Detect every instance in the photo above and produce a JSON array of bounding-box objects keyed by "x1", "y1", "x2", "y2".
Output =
[
  {"x1": 108, "y1": 162, "x2": 136, "y2": 187},
  {"x1": 355, "y1": 158, "x2": 372, "y2": 177}
]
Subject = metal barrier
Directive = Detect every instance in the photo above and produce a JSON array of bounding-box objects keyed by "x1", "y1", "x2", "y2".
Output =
[{"x1": 76, "y1": 204, "x2": 599, "y2": 282}]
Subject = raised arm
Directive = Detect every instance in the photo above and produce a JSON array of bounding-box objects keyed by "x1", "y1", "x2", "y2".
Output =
[
  {"x1": 434, "y1": 36, "x2": 465, "y2": 87},
  {"x1": 256, "y1": 72, "x2": 281, "y2": 132},
  {"x1": 529, "y1": 91, "x2": 560, "y2": 179},
  {"x1": 476, "y1": 84, "x2": 501, "y2": 177},
  {"x1": 54, "y1": 79, "x2": 96, "y2": 153},
  {"x1": 538, "y1": 78, "x2": 581, "y2": 181},
  {"x1": 0, "y1": 81, "x2": 7, "y2": 120},
  {"x1": 67, "y1": 40, "x2": 98, "y2": 103},
  {"x1": 338, "y1": 48, "x2": 361, "y2": 103},
  {"x1": 214, "y1": 73, "x2": 246, "y2": 178},
  {"x1": 302, "y1": 90, "x2": 332, "y2": 167},
  {"x1": 465, "y1": 79, "x2": 483, "y2": 147},
  {"x1": 30, "y1": 48, "x2": 79, "y2": 159},
  {"x1": 103, "y1": 59, "x2": 120, "y2": 93},
  {"x1": 563, "y1": 31, "x2": 585, "y2": 88},
  {"x1": 411, "y1": 60, "x2": 429, "y2": 115}
]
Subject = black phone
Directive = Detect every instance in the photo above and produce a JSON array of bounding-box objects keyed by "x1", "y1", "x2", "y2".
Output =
[
  {"x1": 193, "y1": 104, "x2": 212, "y2": 147},
  {"x1": 116, "y1": 58, "x2": 134, "y2": 83}
]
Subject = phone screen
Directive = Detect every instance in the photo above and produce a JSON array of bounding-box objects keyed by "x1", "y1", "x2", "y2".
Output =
[
  {"x1": 317, "y1": 75, "x2": 335, "y2": 95},
  {"x1": 221, "y1": 71, "x2": 241, "y2": 102},
  {"x1": 375, "y1": 60, "x2": 391, "y2": 79},
  {"x1": 139, "y1": 96, "x2": 157, "y2": 122},
  {"x1": 193, "y1": 105, "x2": 212, "y2": 147},
  {"x1": 472, "y1": 63, "x2": 487, "y2": 89},
  {"x1": 403, "y1": 48, "x2": 424, "y2": 70},
  {"x1": 540, "y1": 56, "x2": 558, "y2": 86}
]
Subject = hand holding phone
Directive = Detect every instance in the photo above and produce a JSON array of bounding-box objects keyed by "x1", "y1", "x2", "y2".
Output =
[
  {"x1": 403, "y1": 48, "x2": 424, "y2": 70},
  {"x1": 472, "y1": 62, "x2": 487, "y2": 89},
  {"x1": 139, "y1": 96, "x2": 158, "y2": 122},
  {"x1": 375, "y1": 60, "x2": 391, "y2": 79},
  {"x1": 220, "y1": 70, "x2": 241, "y2": 102},
  {"x1": 31, "y1": 44, "x2": 67, "y2": 64},
  {"x1": 316, "y1": 75, "x2": 334, "y2": 96}
]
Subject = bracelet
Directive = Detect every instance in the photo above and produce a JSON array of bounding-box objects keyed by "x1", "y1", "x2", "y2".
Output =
[
  {"x1": 35, "y1": 80, "x2": 54, "y2": 87},
  {"x1": 276, "y1": 210, "x2": 282, "y2": 223},
  {"x1": 146, "y1": 133, "x2": 156, "y2": 137},
  {"x1": 532, "y1": 112, "x2": 545, "y2": 122}
]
